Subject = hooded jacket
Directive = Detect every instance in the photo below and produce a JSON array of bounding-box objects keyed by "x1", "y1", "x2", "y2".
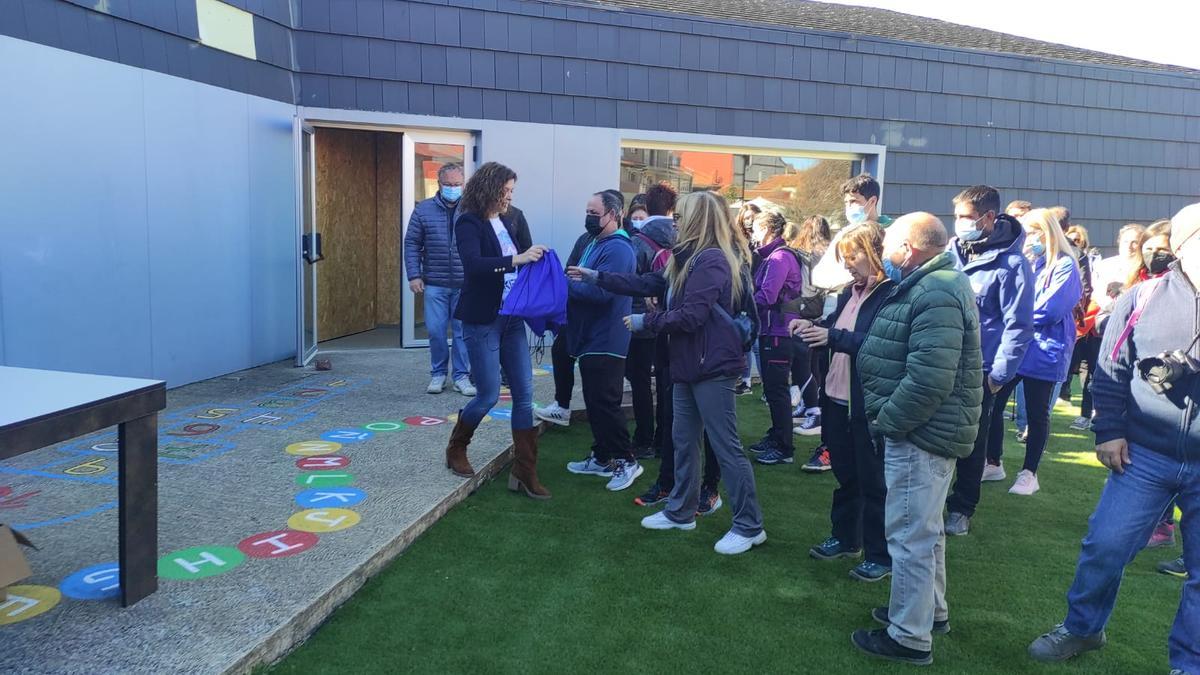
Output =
[
  {"x1": 1093, "y1": 263, "x2": 1200, "y2": 462},
  {"x1": 949, "y1": 213, "x2": 1034, "y2": 387},
  {"x1": 857, "y1": 252, "x2": 984, "y2": 459},
  {"x1": 598, "y1": 248, "x2": 746, "y2": 383},
  {"x1": 628, "y1": 216, "x2": 676, "y2": 339},
  {"x1": 752, "y1": 238, "x2": 804, "y2": 337},
  {"x1": 566, "y1": 230, "x2": 636, "y2": 359},
  {"x1": 1017, "y1": 252, "x2": 1083, "y2": 383},
  {"x1": 404, "y1": 193, "x2": 463, "y2": 288}
]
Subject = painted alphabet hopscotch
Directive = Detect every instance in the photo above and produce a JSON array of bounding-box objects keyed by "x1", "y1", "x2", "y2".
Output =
[{"x1": 0, "y1": 373, "x2": 533, "y2": 628}]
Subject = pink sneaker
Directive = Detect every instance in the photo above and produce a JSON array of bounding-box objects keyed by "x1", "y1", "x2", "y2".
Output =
[{"x1": 1147, "y1": 522, "x2": 1176, "y2": 548}]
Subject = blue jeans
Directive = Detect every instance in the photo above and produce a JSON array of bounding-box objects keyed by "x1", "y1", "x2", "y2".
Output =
[
  {"x1": 461, "y1": 316, "x2": 533, "y2": 430},
  {"x1": 1015, "y1": 380, "x2": 1063, "y2": 431},
  {"x1": 1064, "y1": 443, "x2": 1199, "y2": 672},
  {"x1": 424, "y1": 285, "x2": 469, "y2": 380},
  {"x1": 884, "y1": 437, "x2": 955, "y2": 652}
]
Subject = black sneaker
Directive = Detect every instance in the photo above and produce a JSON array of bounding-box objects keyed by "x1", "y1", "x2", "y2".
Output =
[
  {"x1": 872, "y1": 606, "x2": 950, "y2": 634},
  {"x1": 748, "y1": 437, "x2": 778, "y2": 454},
  {"x1": 633, "y1": 445, "x2": 657, "y2": 460},
  {"x1": 696, "y1": 485, "x2": 722, "y2": 516},
  {"x1": 735, "y1": 381, "x2": 753, "y2": 396},
  {"x1": 801, "y1": 445, "x2": 832, "y2": 473},
  {"x1": 1158, "y1": 556, "x2": 1188, "y2": 578},
  {"x1": 852, "y1": 628, "x2": 932, "y2": 666},
  {"x1": 633, "y1": 482, "x2": 669, "y2": 507},
  {"x1": 755, "y1": 448, "x2": 795, "y2": 465},
  {"x1": 809, "y1": 536, "x2": 862, "y2": 560}
]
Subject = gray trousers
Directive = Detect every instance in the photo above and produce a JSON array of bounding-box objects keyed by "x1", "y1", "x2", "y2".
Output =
[
  {"x1": 884, "y1": 437, "x2": 953, "y2": 652},
  {"x1": 666, "y1": 376, "x2": 764, "y2": 537}
]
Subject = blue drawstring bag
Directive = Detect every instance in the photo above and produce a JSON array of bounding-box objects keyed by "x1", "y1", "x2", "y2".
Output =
[{"x1": 500, "y1": 249, "x2": 567, "y2": 337}]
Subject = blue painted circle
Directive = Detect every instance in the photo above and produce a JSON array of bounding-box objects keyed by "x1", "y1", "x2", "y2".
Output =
[
  {"x1": 319, "y1": 428, "x2": 374, "y2": 443},
  {"x1": 488, "y1": 407, "x2": 513, "y2": 420},
  {"x1": 60, "y1": 562, "x2": 121, "y2": 601},
  {"x1": 295, "y1": 487, "x2": 367, "y2": 509}
]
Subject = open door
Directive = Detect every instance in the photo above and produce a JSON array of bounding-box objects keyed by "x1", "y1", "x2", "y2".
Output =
[
  {"x1": 296, "y1": 122, "x2": 320, "y2": 366},
  {"x1": 400, "y1": 131, "x2": 475, "y2": 348}
]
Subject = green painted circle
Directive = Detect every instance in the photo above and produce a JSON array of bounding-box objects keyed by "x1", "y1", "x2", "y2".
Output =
[
  {"x1": 158, "y1": 546, "x2": 246, "y2": 580},
  {"x1": 364, "y1": 421, "x2": 406, "y2": 432},
  {"x1": 295, "y1": 472, "x2": 355, "y2": 488}
]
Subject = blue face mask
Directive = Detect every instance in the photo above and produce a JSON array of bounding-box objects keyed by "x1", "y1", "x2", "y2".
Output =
[
  {"x1": 883, "y1": 259, "x2": 903, "y2": 282},
  {"x1": 1029, "y1": 242, "x2": 1046, "y2": 258},
  {"x1": 955, "y1": 216, "x2": 984, "y2": 242},
  {"x1": 846, "y1": 203, "x2": 868, "y2": 225},
  {"x1": 441, "y1": 185, "x2": 463, "y2": 202}
]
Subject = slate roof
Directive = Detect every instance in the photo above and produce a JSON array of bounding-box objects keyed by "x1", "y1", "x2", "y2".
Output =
[{"x1": 572, "y1": 0, "x2": 1198, "y2": 75}]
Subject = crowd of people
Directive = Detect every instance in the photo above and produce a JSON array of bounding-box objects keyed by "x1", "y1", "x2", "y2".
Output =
[{"x1": 404, "y1": 160, "x2": 1198, "y2": 670}]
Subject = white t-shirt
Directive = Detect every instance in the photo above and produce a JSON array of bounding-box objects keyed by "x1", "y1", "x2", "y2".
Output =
[
  {"x1": 490, "y1": 217, "x2": 519, "y2": 300},
  {"x1": 1092, "y1": 255, "x2": 1135, "y2": 312},
  {"x1": 812, "y1": 229, "x2": 855, "y2": 291}
]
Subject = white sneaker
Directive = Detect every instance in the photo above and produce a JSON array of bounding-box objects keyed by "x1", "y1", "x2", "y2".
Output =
[
  {"x1": 714, "y1": 529, "x2": 768, "y2": 555},
  {"x1": 606, "y1": 460, "x2": 643, "y2": 491},
  {"x1": 641, "y1": 510, "x2": 696, "y2": 531},
  {"x1": 1068, "y1": 416, "x2": 1093, "y2": 431},
  {"x1": 453, "y1": 378, "x2": 476, "y2": 396},
  {"x1": 981, "y1": 463, "x2": 1007, "y2": 482},
  {"x1": 427, "y1": 376, "x2": 446, "y2": 394},
  {"x1": 1009, "y1": 469, "x2": 1040, "y2": 495},
  {"x1": 790, "y1": 385, "x2": 802, "y2": 408},
  {"x1": 534, "y1": 403, "x2": 571, "y2": 427},
  {"x1": 566, "y1": 454, "x2": 612, "y2": 477}
]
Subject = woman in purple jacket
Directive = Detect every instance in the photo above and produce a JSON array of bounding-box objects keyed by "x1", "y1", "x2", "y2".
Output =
[
  {"x1": 747, "y1": 211, "x2": 805, "y2": 465},
  {"x1": 568, "y1": 191, "x2": 766, "y2": 555},
  {"x1": 986, "y1": 208, "x2": 1082, "y2": 496}
]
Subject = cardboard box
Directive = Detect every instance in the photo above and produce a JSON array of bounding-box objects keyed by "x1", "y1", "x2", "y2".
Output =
[{"x1": 0, "y1": 524, "x2": 34, "y2": 601}]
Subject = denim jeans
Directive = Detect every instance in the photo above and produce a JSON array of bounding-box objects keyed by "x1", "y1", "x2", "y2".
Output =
[
  {"x1": 884, "y1": 437, "x2": 955, "y2": 652},
  {"x1": 1064, "y1": 443, "x2": 1199, "y2": 673},
  {"x1": 424, "y1": 284, "x2": 469, "y2": 381},
  {"x1": 461, "y1": 316, "x2": 533, "y2": 430}
]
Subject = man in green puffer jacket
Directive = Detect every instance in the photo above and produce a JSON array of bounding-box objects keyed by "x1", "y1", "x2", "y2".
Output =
[{"x1": 850, "y1": 213, "x2": 983, "y2": 667}]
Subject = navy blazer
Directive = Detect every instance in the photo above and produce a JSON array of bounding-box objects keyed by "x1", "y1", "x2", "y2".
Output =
[{"x1": 454, "y1": 211, "x2": 529, "y2": 325}]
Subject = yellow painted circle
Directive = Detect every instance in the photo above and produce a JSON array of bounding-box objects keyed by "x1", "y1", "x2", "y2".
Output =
[
  {"x1": 287, "y1": 508, "x2": 361, "y2": 533},
  {"x1": 286, "y1": 440, "x2": 343, "y2": 456},
  {"x1": 0, "y1": 585, "x2": 62, "y2": 625}
]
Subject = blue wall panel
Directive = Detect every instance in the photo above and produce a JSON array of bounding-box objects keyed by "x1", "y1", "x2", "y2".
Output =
[{"x1": 0, "y1": 36, "x2": 155, "y2": 379}]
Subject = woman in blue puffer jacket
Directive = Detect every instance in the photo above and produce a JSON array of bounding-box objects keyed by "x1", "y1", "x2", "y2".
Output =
[{"x1": 985, "y1": 208, "x2": 1082, "y2": 496}]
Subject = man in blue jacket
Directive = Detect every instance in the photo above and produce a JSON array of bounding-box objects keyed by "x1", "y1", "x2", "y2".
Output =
[
  {"x1": 944, "y1": 185, "x2": 1034, "y2": 536},
  {"x1": 564, "y1": 191, "x2": 640, "y2": 492},
  {"x1": 403, "y1": 163, "x2": 474, "y2": 397},
  {"x1": 1029, "y1": 203, "x2": 1200, "y2": 675}
]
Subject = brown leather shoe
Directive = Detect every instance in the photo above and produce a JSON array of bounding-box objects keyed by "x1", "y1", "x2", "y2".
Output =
[
  {"x1": 509, "y1": 427, "x2": 551, "y2": 500},
  {"x1": 445, "y1": 414, "x2": 477, "y2": 478}
]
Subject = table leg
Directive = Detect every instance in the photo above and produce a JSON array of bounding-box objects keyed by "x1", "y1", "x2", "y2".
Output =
[{"x1": 119, "y1": 412, "x2": 158, "y2": 607}]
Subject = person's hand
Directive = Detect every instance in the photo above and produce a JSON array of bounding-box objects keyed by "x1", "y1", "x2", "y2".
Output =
[
  {"x1": 800, "y1": 326, "x2": 829, "y2": 347},
  {"x1": 623, "y1": 314, "x2": 645, "y2": 332},
  {"x1": 789, "y1": 319, "x2": 813, "y2": 336},
  {"x1": 623, "y1": 316, "x2": 635, "y2": 331},
  {"x1": 566, "y1": 266, "x2": 598, "y2": 283},
  {"x1": 987, "y1": 377, "x2": 1002, "y2": 394},
  {"x1": 514, "y1": 245, "x2": 548, "y2": 266},
  {"x1": 1096, "y1": 438, "x2": 1131, "y2": 474},
  {"x1": 409, "y1": 279, "x2": 425, "y2": 294}
]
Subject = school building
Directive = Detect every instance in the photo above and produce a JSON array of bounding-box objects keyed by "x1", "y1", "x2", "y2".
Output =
[{"x1": 2, "y1": 0, "x2": 1198, "y2": 387}]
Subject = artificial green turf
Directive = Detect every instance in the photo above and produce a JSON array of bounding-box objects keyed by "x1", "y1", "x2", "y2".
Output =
[{"x1": 272, "y1": 394, "x2": 1182, "y2": 674}]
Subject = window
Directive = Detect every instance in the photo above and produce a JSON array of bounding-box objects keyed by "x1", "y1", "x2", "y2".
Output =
[{"x1": 620, "y1": 146, "x2": 859, "y2": 227}]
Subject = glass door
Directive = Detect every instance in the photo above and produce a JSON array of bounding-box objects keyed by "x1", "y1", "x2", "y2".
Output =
[
  {"x1": 296, "y1": 122, "x2": 320, "y2": 365},
  {"x1": 400, "y1": 131, "x2": 475, "y2": 348}
]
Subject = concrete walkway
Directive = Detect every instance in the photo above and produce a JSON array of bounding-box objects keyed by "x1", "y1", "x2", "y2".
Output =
[{"x1": 0, "y1": 349, "x2": 564, "y2": 674}]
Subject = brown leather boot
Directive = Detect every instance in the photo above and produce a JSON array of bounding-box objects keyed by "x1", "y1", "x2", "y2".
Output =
[
  {"x1": 445, "y1": 414, "x2": 478, "y2": 478},
  {"x1": 509, "y1": 427, "x2": 551, "y2": 500}
]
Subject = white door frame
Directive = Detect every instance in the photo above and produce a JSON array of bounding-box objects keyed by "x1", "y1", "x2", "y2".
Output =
[{"x1": 294, "y1": 119, "x2": 319, "y2": 366}]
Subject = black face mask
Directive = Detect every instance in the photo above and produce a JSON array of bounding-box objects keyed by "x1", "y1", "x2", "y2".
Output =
[
  {"x1": 1145, "y1": 250, "x2": 1176, "y2": 276},
  {"x1": 585, "y1": 214, "x2": 604, "y2": 237}
]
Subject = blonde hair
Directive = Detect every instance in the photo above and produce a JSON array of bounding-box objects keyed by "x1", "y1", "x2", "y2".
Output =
[
  {"x1": 1065, "y1": 224, "x2": 1090, "y2": 250},
  {"x1": 1021, "y1": 208, "x2": 1078, "y2": 273},
  {"x1": 666, "y1": 191, "x2": 748, "y2": 301},
  {"x1": 835, "y1": 222, "x2": 887, "y2": 282}
]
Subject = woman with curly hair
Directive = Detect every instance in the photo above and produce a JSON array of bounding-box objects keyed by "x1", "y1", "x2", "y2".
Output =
[{"x1": 445, "y1": 162, "x2": 551, "y2": 500}]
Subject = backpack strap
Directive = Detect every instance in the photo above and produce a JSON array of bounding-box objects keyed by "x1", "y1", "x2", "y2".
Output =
[
  {"x1": 1109, "y1": 277, "x2": 1164, "y2": 363},
  {"x1": 635, "y1": 231, "x2": 663, "y2": 253}
]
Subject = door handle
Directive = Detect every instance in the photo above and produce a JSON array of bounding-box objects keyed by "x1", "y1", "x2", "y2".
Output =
[{"x1": 302, "y1": 233, "x2": 325, "y2": 263}]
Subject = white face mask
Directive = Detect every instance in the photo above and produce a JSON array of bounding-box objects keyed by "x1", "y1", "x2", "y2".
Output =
[
  {"x1": 955, "y1": 216, "x2": 984, "y2": 242},
  {"x1": 631, "y1": 218, "x2": 646, "y2": 230},
  {"x1": 846, "y1": 203, "x2": 867, "y2": 224}
]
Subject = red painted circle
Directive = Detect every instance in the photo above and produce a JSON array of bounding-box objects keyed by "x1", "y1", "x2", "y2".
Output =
[
  {"x1": 237, "y1": 530, "x2": 318, "y2": 558},
  {"x1": 295, "y1": 455, "x2": 351, "y2": 471},
  {"x1": 402, "y1": 415, "x2": 447, "y2": 427},
  {"x1": 498, "y1": 393, "x2": 512, "y2": 402}
]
